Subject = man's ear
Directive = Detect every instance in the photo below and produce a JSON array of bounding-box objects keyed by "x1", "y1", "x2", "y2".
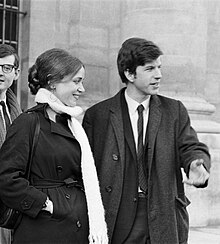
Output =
[
  {"x1": 124, "y1": 70, "x2": 135, "y2": 83},
  {"x1": 14, "y1": 68, "x2": 20, "y2": 81}
]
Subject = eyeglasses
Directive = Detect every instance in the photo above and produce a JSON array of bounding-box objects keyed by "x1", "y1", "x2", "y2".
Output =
[{"x1": 0, "y1": 64, "x2": 16, "y2": 74}]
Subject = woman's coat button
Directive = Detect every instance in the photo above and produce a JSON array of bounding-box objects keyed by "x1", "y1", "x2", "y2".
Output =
[
  {"x1": 65, "y1": 194, "x2": 70, "y2": 199},
  {"x1": 112, "y1": 154, "x2": 119, "y2": 161},
  {"x1": 105, "y1": 186, "x2": 112, "y2": 192},
  {"x1": 76, "y1": 220, "x2": 81, "y2": 228},
  {"x1": 56, "y1": 165, "x2": 63, "y2": 172}
]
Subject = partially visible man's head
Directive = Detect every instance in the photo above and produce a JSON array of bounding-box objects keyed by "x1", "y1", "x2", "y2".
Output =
[
  {"x1": 0, "y1": 44, "x2": 19, "y2": 68},
  {"x1": 0, "y1": 44, "x2": 20, "y2": 94},
  {"x1": 117, "y1": 37, "x2": 163, "y2": 84}
]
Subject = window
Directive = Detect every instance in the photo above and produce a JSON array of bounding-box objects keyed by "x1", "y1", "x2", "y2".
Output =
[
  {"x1": 0, "y1": 0, "x2": 26, "y2": 94},
  {"x1": 0, "y1": 0, "x2": 21, "y2": 49}
]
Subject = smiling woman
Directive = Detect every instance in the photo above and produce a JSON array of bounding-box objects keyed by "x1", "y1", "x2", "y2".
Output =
[
  {"x1": 28, "y1": 48, "x2": 84, "y2": 96},
  {"x1": 0, "y1": 48, "x2": 108, "y2": 244},
  {"x1": 53, "y1": 66, "x2": 85, "y2": 107}
]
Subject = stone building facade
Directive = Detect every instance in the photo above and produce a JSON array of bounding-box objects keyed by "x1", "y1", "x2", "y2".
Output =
[{"x1": 17, "y1": 0, "x2": 220, "y2": 227}]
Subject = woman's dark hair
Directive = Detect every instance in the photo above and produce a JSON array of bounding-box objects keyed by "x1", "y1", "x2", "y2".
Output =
[
  {"x1": 0, "y1": 44, "x2": 19, "y2": 68},
  {"x1": 28, "y1": 48, "x2": 84, "y2": 95},
  {"x1": 117, "y1": 37, "x2": 163, "y2": 84}
]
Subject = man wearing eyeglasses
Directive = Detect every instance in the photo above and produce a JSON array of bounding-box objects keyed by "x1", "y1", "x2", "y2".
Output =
[{"x1": 0, "y1": 44, "x2": 22, "y2": 244}]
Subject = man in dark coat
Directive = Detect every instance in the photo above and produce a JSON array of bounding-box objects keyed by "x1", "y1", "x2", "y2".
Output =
[
  {"x1": 82, "y1": 37, "x2": 211, "y2": 244},
  {"x1": 0, "y1": 44, "x2": 21, "y2": 244}
]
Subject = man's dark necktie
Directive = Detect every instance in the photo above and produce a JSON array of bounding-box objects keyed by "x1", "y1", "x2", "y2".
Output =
[
  {"x1": 137, "y1": 104, "x2": 147, "y2": 193},
  {"x1": 0, "y1": 101, "x2": 11, "y2": 130}
]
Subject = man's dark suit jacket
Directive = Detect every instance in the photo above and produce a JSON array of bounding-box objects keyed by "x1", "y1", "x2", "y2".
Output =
[{"x1": 82, "y1": 88, "x2": 211, "y2": 244}]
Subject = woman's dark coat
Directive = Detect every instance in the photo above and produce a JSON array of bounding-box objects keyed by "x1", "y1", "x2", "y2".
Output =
[
  {"x1": 82, "y1": 88, "x2": 211, "y2": 244},
  {"x1": 0, "y1": 104, "x2": 89, "y2": 244}
]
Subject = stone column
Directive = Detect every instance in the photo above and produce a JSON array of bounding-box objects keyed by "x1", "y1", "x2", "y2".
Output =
[
  {"x1": 120, "y1": 0, "x2": 220, "y2": 226},
  {"x1": 68, "y1": 0, "x2": 122, "y2": 109},
  {"x1": 27, "y1": 0, "x2": 59, "y2": 108},
  {"x1": 206, "y1": 0, "x2": 220, "y2": 122}
]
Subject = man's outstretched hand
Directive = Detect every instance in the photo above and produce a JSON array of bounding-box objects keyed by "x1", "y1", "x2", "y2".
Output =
[{"x1": 183, "y1": 159, "x2": 210, "y2": 187}]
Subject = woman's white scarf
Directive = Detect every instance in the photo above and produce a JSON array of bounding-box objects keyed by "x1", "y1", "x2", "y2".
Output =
[{"x1": 35, "y1": 88, "x2": 108, "y2": 244}]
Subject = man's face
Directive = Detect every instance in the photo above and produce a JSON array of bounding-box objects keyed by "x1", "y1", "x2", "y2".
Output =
[
  {"x1": 126, "y1": 56, "x2": 162, "y2": 101},
  {"x1": 0, "y1": 55, "x2": 19, "y2": 94}
]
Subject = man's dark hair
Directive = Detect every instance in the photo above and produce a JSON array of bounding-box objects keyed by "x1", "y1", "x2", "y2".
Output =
[
  {"x1": 117, "y1": 37, "x2": 163, "y2": 83},
  {"x1": 0, "y1": 44, "x2": 19, "y2": 68}
]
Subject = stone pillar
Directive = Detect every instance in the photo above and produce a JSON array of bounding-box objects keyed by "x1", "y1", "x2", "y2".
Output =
[
  {"x1": 19, "y1": 0, "x2": 31, "y2": 110},
  {"x1": 27, "y1": 0, "x2": 59, "y2": 107},
  {"x1": 68, "y1": 0, "x2": 122, "y2": 109},
  {"x1": 120, "y1": 0, "x2": 207, "y2": 96},
  {"x1": 120, "y1": 0, "x2": 220, "y2": 226},
  {"x1": 206, "y1": 0, "x2": 220, "y2": 122}
]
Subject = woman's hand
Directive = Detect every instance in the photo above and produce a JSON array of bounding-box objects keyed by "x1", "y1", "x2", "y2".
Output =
[{"x1": 42, "y1": 197, "x2": 53, "y2": 214}]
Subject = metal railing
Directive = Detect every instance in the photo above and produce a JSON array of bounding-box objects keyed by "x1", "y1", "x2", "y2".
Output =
[{"x1": 0, "y1": 0, "x2": 26, "y2": 49}]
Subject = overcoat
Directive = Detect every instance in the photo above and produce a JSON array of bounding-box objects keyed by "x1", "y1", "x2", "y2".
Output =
[
  {"x1": 0, "y1": 88, "x2": 21, "y2": 147},
  {"x1": 0, "y1": 104, "x2": 89, "y2": 244},
  {"x1": 0, "y1": 88, "x2": 21, "y2": 244},
  {"x1": 82, "y1": 88, "x2": 211, "y2": 244}
]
